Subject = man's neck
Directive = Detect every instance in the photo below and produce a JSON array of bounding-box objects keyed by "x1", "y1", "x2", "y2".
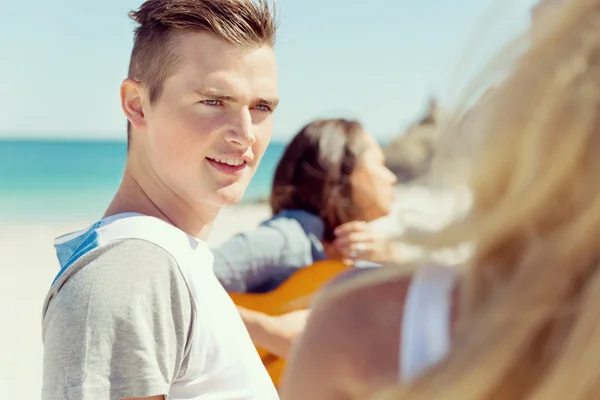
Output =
[{"x1": 104, "y1": 162, "x2": 219, "y2": 241}]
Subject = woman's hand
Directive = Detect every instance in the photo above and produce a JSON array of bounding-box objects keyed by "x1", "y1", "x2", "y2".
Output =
[{"x1": 332, "y1": 221, "x2": 393, "y2": 263}]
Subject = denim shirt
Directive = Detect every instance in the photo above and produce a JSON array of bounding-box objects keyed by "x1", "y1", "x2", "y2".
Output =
[{"x1": 212, "y1": 209, "x2": 328, "y2": 293}]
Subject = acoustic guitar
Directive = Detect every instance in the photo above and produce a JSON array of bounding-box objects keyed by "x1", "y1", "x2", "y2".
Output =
[{"x1": 228, "y1": 260, "x2": 353, "y2": 386}]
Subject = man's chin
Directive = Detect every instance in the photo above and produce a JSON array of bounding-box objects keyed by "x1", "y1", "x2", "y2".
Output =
[{"x1": 214, "y1": 186, "x2": 247, "y2": 207}]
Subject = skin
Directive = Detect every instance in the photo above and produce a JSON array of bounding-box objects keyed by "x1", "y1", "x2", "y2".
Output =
[
  {"x1": 279, "y1": 270, "x2": 458, "y2": 399},
  {"x1": 280, "y1": 270, "x2": 412, "y2": 400},
  {"x1": 349, "y1": 133, "x2": 398, "y2": 224},
  {"x1": 111, "y1": 31, "x2": 278, "y2": 400},
  {"x1": 240, "y1": 308, "x2": 310, "y2": 359},
  {"x1": 241, "y1": 132, "x2": 398, "y2": 361},
  {"x1": 107, "y1": 32, "x2": 279, "y2": 240}
]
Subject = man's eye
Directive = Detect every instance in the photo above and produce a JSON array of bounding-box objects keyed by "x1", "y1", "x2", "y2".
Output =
[
  {"x1": 254, "y1": 104, "x2": 271, "y2": 112},
  {"x1": 201, "y1": 100, "x2": 222, "y2": 106}
]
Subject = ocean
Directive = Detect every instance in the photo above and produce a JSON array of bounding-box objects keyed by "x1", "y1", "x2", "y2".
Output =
[{"x1": 0, "y1": 139, "x2": 286, "y2": 223}]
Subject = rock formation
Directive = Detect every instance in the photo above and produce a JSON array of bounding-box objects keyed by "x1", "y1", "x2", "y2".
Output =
[{"x1": 383, "y1": 98, "x2": 438, "y2": 182}]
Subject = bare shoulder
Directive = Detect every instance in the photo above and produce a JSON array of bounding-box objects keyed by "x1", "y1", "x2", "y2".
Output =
[
  {"x1": 281, "y1": 267, "x2": 413, "y2": 399},
  {"x1": 316, "y1": 267, "x2": 412, "y2": 379}
]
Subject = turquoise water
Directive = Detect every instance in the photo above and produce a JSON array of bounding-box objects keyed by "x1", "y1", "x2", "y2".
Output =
[{"x1": 0, "y1": 139, "x2": 286, "y2": 222}]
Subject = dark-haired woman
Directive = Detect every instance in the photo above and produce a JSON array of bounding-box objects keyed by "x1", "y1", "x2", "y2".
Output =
[{"x1": 212, "y1": 118, "x2": 398, "y2": 359}]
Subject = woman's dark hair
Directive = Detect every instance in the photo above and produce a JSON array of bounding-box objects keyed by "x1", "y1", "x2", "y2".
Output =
[{"x1": 269, "y1": 118, "x2": 368, "y2": 241}]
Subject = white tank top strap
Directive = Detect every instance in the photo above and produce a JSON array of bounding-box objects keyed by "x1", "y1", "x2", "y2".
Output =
[{"x1": 400, "y1": 264, "x2": 456, "y2": 382}]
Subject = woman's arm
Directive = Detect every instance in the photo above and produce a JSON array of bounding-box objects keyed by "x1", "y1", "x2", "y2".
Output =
[
  {"x1": 212, "y1": 224, "x2": 291, "y2": 292},
  {"x1": 238, "y1": 307, "x2": 310, "y2": 358}
]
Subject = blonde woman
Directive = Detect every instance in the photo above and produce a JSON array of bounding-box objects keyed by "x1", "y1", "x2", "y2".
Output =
[{"x1": 279, "y1": 0, "x2": 600, "y2": 398}]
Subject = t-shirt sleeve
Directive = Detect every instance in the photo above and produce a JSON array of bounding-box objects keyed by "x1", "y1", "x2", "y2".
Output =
[{"x1": 42, "y1": 239, "x2": 193, "y2": 400}]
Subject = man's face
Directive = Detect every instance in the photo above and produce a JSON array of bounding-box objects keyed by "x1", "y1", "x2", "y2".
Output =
[{"x1": 139, "y1": 32, "x2": 278, "y2": 210}]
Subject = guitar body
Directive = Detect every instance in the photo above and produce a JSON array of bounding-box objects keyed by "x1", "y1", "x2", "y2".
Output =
[{"x1": 229, "y1": 260, "x2": 352, "y2": 386}]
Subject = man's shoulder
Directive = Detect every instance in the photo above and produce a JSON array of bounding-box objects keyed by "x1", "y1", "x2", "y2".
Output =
[
  {"x1": 57, "y1": 238, "x2": 182, "y2": 283},
  {"x1": 53, "y1": 213, "x2": 213, "y2": 285},
  {"x1": 41, "y1": 238, "x2": 197, "y2": 400},
  {"x1": 44, "y1": 239, "x2": 189, "y2": 316},
  {"x1": 91, "y1": 237, "x2": 181, "y2": 269}
]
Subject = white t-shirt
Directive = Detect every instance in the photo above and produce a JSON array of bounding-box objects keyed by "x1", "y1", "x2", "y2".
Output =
[
  {"x1": 42, "y1": 213, "x2": 278, "y2": 400},
  {"x1": 400, "y1": 264, "x2": 455, "y2": 382}
]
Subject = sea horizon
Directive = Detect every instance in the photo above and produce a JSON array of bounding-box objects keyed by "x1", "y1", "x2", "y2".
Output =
[
  {"x1": 0, "y1": 136, "x2": 295, "y2": 144},
  {"x1": 0, "y1": 135, "x2": 393, "y2": 223},
  {"x1": 0, "y1": 139, "x2": 287, "y2": 223}
]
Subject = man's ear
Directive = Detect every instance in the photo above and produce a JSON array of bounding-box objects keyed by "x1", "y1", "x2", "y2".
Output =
[{"x1": 120, "y1": 78, "x2": 146, "y2": 131}]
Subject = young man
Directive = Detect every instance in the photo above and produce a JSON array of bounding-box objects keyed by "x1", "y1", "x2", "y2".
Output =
[{"x1": 41, "y1": 1, "x2": 280, "y2": 399}]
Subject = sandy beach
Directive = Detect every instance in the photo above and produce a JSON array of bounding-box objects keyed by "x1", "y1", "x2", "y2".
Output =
[{"x1": 0, "y1": 185, "x2": 468, "y2": 398}]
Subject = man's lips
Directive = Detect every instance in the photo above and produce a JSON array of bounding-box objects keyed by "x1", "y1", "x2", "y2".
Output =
[{"x1": 206, "y1": 157, "x2": 248, "y2": 176}]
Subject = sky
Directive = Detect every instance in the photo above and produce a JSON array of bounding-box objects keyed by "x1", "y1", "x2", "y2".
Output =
[{"x1": 0, "y1": 0, "x2": 539, "y2": 142}]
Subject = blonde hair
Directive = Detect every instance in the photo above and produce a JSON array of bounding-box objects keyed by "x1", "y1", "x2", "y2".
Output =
[{"x1": 373, "y1": 0, "x2": 600, "y2": 398}]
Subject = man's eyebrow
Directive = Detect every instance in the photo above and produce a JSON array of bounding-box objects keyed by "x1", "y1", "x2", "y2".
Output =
[
  {"x1": 192, "y1": 88, "x2": 279, "y2": 108},
  {"x1": 257, "y1": 97, "x2": 280, "y2": 108},
  {"x1": 192, "y1": 88, "x2": 236, "y2": 102}
]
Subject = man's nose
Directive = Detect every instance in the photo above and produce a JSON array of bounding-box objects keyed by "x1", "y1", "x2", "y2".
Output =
[{"x1": 225, "y1": 108, "x2": 255, "y2": 147}]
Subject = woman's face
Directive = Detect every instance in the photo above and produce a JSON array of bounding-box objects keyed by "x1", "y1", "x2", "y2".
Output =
[{"x1": 350, "y1": 133, "x2": 397, "y2": 221}]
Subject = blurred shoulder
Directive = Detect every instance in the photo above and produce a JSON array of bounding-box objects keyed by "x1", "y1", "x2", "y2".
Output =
[
  {"x1": 284, "y1": 263, "x2": 458, "y2": 398},
  {"x1": 308, "y1": 266, "x2": 414, "y2": 389}
]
